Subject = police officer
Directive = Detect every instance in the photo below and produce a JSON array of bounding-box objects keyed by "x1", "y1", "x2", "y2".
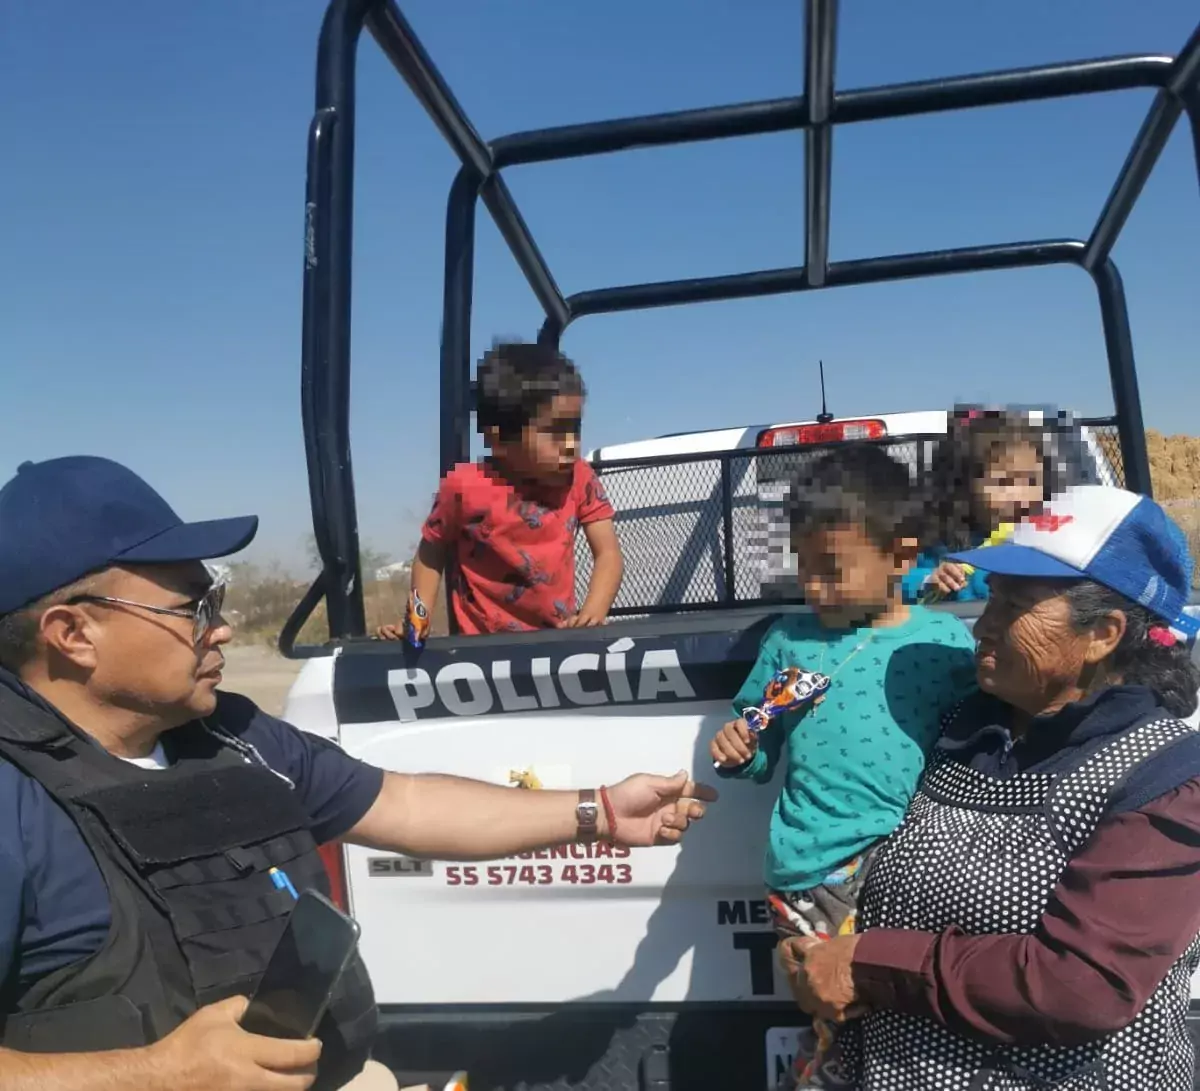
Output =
[{"x1": 0, "y1": 456, "x2": 716, "y2": 1091}]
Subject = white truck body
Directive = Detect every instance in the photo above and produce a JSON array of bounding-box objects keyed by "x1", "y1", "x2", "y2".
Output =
[{"x1": 280, "y1": 412, "x2": 1196, "y2": 1087}]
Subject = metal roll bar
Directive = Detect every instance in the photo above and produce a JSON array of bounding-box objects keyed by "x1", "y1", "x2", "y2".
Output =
[{"x1": 284, "y1": 0, "x2": 1200, "y2": 650}]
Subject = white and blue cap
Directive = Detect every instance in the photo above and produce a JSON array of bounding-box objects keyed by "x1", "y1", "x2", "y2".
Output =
[{"x1": 950, "y1": 484, "x2": 1198, "y2": 644}]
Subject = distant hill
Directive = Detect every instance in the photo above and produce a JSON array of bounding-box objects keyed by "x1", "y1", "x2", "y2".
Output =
[
  {"x1": 1147, "y1": 432, "x2": 1200, "y2": 588},
  {"x1": 1148, "y1": 431, "x2": 1200, "y2": 502}
]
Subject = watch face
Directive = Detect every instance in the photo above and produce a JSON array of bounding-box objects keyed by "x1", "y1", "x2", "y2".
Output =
[{"x1": 577, "y1": 802, "x2": 598, "y2": 822}]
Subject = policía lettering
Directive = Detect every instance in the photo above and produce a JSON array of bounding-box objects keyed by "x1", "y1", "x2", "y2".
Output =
[{"x1": 386, "y1": 639, "x2": 696, "y2": 722}]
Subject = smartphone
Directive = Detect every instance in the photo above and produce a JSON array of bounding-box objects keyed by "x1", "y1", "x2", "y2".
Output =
[{"x1": 240, "y1": 888, "x2": 362, "y2": 1040}]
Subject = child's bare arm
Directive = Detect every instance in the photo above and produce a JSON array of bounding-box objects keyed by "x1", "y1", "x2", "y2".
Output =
[
  {"x1": 411, "y1": 539, "x2": 445, "y2": 604},
  {"x1": 563, "y1": 519, "x2": 623, "y2": 628},
  {"x1": 377, "y1": 539, "x2": 446, "y2": 640}
]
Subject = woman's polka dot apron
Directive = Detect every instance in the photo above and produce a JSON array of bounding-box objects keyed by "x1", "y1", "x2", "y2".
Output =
[{"x1": 846, "y1": 712, "x2": 1200, "y2": 1090}]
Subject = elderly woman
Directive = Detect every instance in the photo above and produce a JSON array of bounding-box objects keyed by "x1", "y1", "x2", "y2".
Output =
[{"x1": 784, "y1": 484, "x2": 1200, "y2": 1090}]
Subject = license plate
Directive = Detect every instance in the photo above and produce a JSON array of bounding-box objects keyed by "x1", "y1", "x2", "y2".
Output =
[{"x1": 765, "y1": 1026, "x2": 805, "y2": 1089}]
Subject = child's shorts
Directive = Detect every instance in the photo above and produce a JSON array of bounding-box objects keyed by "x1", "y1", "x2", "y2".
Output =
[
  {"x1": 767, "y1": 845, "x2": 880, "y2": 1091},
  {"x1": 766, "y1": 845, "x2": 878, "y2": 942}
]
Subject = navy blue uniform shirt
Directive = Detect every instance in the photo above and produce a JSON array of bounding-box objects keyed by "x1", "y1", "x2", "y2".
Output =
[{"x1": 0, "y1": 670, "x2": 384, "y2": 995}]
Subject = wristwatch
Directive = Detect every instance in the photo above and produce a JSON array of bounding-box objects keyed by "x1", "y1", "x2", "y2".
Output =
[{"x1": 576, "y1": 789, "x2": 599, "y2": 843}]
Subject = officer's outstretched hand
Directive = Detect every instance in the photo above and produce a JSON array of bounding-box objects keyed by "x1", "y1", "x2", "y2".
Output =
[
  {"x1": 603, "y1": 770, "x2": 719, "y2": 847},
  {"x1": 147, "y1": 995, "x2": 321, "y2": 1090}
]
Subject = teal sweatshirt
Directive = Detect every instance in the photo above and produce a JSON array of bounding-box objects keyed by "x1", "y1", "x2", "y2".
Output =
[{"x1": 721, "y1": 607, "x2": 977, "y2": 891}]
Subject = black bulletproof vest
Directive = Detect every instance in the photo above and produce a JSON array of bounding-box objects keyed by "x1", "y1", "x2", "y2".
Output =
[{"x1": 0, "y1": 687, "x2": 377, "y2": 1090}]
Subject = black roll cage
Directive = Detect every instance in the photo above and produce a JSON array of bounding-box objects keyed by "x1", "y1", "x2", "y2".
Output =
[{"x1": 285, "y1": 0, "x2": 1200, "y2": 653}]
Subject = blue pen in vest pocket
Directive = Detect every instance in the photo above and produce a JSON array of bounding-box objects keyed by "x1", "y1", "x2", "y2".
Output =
[{"x1": 270, "y1": 867, "x2": 300, "y2": 900}]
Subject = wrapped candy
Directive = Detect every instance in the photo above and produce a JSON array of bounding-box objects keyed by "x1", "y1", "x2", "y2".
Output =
[
  {"x1": 403, "y1": 589, "x2": 431, "y2": 649},
  {"x1": 715, "y1": 666, "x2": 831, "y2": 770},
  {"x1": 744, "y1": 666, "x2": 831, "y2": 731}
]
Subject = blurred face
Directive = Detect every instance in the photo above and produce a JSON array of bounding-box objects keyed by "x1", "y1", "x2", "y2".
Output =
[
  {"x1": 490, "y1": 393, "x2": 582, "y2": 486},
  {"x1": 971, "y1": 442, "x2": 1044, "y2": 529},
  {"x1": 71, "y1": 562, "x2": 231, "y2": 725},
  {"x1": 794, "y1": 523, "x2": 914, "y2": 628},
  {"x1": 973, "y1": 575, "x2": 1124, "y2": 716}
]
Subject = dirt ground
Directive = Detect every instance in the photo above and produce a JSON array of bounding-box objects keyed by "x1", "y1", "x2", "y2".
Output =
[{"x1": 221, "y1": 642, "x2": 305, "y2": 718}]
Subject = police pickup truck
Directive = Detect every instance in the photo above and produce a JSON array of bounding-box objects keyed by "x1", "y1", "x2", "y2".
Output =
[
  {"x1": 280, "y1": 408, "x2": 1197, "y2": 1090},
  {"x1": 284, "y1": 2, "x2": 1200, "y2": 1084}
]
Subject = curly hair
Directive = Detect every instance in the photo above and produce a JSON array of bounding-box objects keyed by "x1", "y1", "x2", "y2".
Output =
[
  {"x1": 928, "y1": 411, "x2": 1052, "y2": 551},
  {"x1": 473, "y1": 341, "x2": 585, "y2": 440},
  {"x1": 1063, "y1": 581, "x2": 1200, "y2": 719}
]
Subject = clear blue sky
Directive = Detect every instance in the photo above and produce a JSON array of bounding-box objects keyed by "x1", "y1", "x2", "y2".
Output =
[{"x1": 4, "y1": 1, "x2": 1198, "y2": 570}]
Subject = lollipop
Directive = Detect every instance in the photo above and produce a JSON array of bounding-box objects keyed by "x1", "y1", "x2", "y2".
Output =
[
  {"x1": 403, "y1": 589, "x2": 431, "y2": 649},
  {"x1": 714, "y1": 666, "x2": 831, "y2": 769}
]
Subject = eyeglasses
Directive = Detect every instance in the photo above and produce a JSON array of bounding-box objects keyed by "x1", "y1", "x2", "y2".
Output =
[{"x1": 68, "y1": 582, "x2": 227, "y2": 646}]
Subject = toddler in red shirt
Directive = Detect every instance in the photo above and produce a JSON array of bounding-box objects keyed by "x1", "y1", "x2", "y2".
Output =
[{"x1": 378, "y1": 342, "x2": 624, "y2": 638}]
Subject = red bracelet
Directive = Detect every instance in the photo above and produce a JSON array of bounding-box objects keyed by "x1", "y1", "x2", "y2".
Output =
[{"x1": 599, "y1": 785, "x2": 617, "y2": 842}]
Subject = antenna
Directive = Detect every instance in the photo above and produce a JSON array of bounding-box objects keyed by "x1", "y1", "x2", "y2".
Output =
[{"x1": 816, "y1": 360, "x2": 834, "y2": 424}]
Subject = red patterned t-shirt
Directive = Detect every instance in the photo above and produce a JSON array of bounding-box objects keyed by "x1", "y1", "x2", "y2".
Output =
[{"x1": 421, "y1": 460, "x2": 615, "y2": 634}]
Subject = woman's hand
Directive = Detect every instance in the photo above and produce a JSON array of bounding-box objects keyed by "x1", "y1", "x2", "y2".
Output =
[{"x1": 778, "y1": 935, "x2": 867, "y2": 1023}]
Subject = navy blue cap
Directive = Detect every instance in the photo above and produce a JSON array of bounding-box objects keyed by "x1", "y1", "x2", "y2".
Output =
[{"x1": 0, "y1": 456, "x2": 258, "y2": 616}]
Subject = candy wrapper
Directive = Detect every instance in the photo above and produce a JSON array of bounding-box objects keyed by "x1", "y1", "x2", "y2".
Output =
[
  {"x1": 714, "y1": 666, "x2": 831, "y2": 769},
  {"x1": 403, "y1": 589, "x2": 431, "y2": 649}
]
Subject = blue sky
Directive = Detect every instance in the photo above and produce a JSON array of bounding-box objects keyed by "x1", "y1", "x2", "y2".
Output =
[{"x1": 4, "y1": 1, "x2": 1198, "y2": 569}]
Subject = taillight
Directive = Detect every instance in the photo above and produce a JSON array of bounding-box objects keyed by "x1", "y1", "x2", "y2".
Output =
[
  {"x1": 756, "y1": 420, "x2": 886, "y2": 447},
  {"x1": 318, "y1": 841, "x2": 348, "y2": 911}
]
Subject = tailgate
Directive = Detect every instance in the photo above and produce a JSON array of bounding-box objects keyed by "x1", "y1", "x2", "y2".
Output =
[{"x1": 331, "y1": 615, "x2": 795, "y2": 1007}]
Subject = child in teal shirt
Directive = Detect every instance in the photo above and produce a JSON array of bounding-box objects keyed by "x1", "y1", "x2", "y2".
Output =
[
  {"x1": 711, "y1": 444, "x2": 976, "y2": 1090},
  {"x1": 725, "y1": 607, "x2": 973, "y2": 893}
]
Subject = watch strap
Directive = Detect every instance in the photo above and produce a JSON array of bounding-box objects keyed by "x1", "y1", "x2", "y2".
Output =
[{"x1": 576, "y1": 788, "x2": 599, "y2": 843}]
